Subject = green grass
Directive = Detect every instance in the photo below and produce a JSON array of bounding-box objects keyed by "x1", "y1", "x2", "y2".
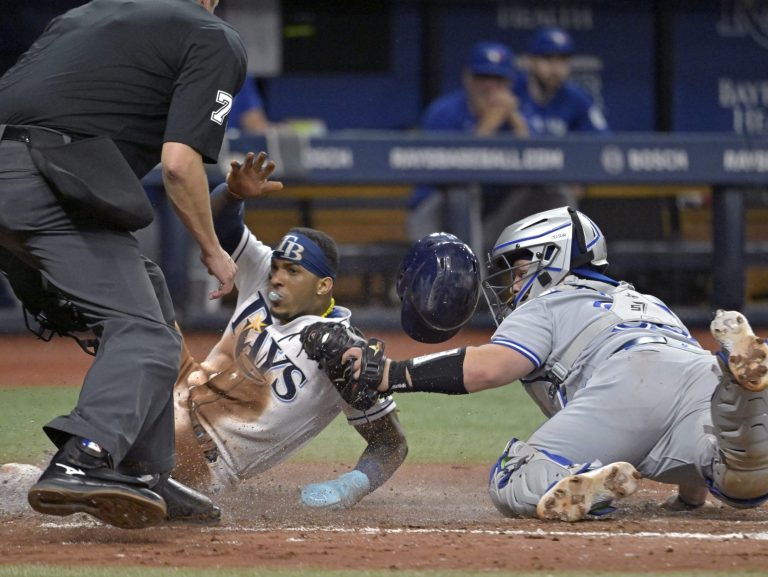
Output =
[
  {"x1": 0, "y1": 385, "x2": 544, "y2": 465},
  {"x1": 294, "y1": 384, "x2": 545, "y2": 464},
  {"x1": 0, "y1": 387, "x2": 78, "y2": 464}
]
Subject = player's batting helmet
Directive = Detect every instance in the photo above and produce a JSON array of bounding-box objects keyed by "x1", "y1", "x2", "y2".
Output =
[
  {"x1": 396, "y1": 232, "x2": 481, "y2": 343},
  {"x1": 483, "y1": 207, "x2": 608, "y2": 324}
]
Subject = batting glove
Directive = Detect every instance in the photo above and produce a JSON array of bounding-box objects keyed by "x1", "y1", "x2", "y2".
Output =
[{"x1": 300, "y1": 470, "x2": 371, "y2": 508}]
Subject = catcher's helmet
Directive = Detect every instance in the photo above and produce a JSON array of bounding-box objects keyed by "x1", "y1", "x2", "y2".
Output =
[
  {"x1": 397, "y1": 232, "x2": 481, "y2": 343},
  {"x1": 483, "y1": 207, "x2": 608, "y2": 324}
]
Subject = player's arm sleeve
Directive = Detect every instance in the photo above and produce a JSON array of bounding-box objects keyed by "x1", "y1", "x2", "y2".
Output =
[
  {"x1": 165, "y1": 26, "x2": 247, "y2": 163},
  {"x1": 209, "y1": 182, "x2": 272, "y2": 301},
  {"x1": 211, "y1": 183, "x2": 245, "y2": 255}
]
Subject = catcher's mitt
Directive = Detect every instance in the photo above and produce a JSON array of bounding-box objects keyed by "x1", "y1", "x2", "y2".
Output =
[{"x1": 300, "y1": 321, "x2": 386, "y2": 411}]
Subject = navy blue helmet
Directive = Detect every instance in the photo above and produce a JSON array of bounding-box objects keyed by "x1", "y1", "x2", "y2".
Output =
[{"x1": 396, "y1": 233, "x2": 481, "y2": 343}]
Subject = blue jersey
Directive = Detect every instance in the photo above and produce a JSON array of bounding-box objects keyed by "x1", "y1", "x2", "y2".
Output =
[
  {"x1": 421, "y1": 88, "x2": 532, "y2": 132},
  {"x1": 410, "y1": 89, "x2": 531, "y2": 209},
  {"x1": 229, "y1": 75, "x2": 264, "y2": 131},
  {"x1": 421, "y1": 90, "x2": 477, "y2": 131},
  {"x1": 516, "y1": 77, "x2": 608, "y2": 136}
]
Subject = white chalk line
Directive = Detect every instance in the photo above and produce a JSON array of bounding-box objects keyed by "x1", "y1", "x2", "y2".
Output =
[
  {"x1": 39, "y1": 521, "x2": 768, "y2": 541},
  {"x1": 206, "y1": 526, "x2": 768, "y2": 541}
]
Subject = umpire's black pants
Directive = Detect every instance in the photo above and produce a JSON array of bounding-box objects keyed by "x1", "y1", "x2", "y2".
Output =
[{"x1": 0, "y1": 138, "x2": 181, "y2": 475}]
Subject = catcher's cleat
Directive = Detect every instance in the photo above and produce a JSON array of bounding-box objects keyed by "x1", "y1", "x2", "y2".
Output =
[
  {"x1": 710, "y1": 310, "x2": 768, "y2": 392},
  {"x1": 159, "y1": 477, "x2": 221, "y2": 525},
  {"x1": 536, "y1": 462, "x2": 641, "y2": 522},
  {"x1": 28, "y1": 464, "x2": 167, "y2": 529},
  {"x1": 661, "y1": 493, "x2": 705, "y2": 511}
]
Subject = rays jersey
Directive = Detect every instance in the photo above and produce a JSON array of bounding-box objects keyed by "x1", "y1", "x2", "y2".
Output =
[
  {"x1": 196, "y1": 227, "x2": 396, "y2": 487},
  {"x1": 490, "y1": 276, "x2": 711, "y2": 417}
]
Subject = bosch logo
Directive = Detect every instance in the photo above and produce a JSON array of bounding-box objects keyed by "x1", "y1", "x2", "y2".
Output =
[{"x1": 601, "y1": 146, "x2": 625, "y2": 175}]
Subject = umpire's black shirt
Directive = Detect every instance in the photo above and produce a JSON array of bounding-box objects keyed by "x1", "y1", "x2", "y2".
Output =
[{"x1": 0, "y1": 0, "x2": 246, "y2": 178}]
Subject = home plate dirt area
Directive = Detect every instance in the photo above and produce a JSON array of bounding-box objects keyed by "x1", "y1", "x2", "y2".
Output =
[
  {"x1": 2, "y1": 462, "x2": 768, "y2": 572},
  {"x1": 2, "y1": 330, "x2": 768, "y2": 572}
]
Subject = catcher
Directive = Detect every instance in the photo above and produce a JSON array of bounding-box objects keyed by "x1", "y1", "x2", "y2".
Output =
[
  {"x1": 328, "y1": 207, "x2": 768, "y2": 522},
  {"x1": 170, "y1": 176, "x2": 408, "y2": 513}
]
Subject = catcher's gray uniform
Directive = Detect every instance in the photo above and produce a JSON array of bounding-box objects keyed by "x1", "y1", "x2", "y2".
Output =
[
  {"x1": 453, "y1": 206, "x2": 768, "y2": 518},
  {"x1": 187, "y1": 227, "x2": 396, "y2": 490},
  {"x1": 488, "y1": 275, "x2": 721, "y2": 515}
]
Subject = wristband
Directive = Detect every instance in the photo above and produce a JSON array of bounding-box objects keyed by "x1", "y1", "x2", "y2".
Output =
[
  {"x1": 388, "y1": 348, "x2": 468, "y2": 394},
  {"x1": 300, "y1": 470, "x2": 371, "y2": 508},
  {"x1": 387, "y1": 360, "x2": 409, "y2": 392}
]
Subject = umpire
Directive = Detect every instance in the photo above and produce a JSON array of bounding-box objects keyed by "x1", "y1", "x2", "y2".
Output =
[{"x1": 0, "y1": 0, "x2": 245, "y2": 528}]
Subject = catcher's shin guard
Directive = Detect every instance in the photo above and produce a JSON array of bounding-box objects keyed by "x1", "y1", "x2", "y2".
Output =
[
  {"x1": 708, "y1": 311, "x2": 768, "y2": 507},
  {"x1": 488, "y1": 439, "x2": 595, "y2": 518},
  {"x1": 708, "y1": 357, "x2": 768, "y2": 507}
]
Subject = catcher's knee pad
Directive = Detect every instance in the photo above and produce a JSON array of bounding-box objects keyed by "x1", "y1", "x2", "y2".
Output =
[
  {"x1": 709, "y1": 361, "x2": 768, "y2": 507},
  {"x1": 487, "y1": 439, "x2": 591, "y2": 518}
]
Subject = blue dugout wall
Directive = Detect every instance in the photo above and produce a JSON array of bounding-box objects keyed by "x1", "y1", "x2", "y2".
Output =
[
  {"x1": 4, "y1": 1, "x2": 768, "y2": 135},
  {"x1": 263, "y1": 0, "x2": 768, "y2": 135}
]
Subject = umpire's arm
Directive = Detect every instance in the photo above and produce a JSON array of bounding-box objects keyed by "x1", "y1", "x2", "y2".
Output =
[{"x1": 161, "y1": 141, "x2": 236, "y2": 299}]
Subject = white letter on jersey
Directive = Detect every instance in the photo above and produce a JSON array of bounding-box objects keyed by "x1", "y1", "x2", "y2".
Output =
[{"x1": 211, "y1": 90, "x2": 233, "y2": 125}]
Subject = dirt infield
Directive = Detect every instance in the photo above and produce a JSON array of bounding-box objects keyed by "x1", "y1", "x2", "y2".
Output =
[
  {"x1": 2, "y1": 464, "x2": 768, "y2": 572},
  {"x1": 2, "y1": 328, "x2": 768, "y2": 573}
]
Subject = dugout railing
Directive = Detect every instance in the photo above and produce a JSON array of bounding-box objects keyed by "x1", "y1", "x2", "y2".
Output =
[
  {"x1": 1, "y1": 131, "x2": 767, "y2": 333},
  {"x1": 216, "y1": 131, "x2": 768, "y2": 328}
]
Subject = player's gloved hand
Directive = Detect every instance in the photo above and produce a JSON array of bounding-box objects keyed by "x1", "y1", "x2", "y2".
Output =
[{"x1": 300, "y1": 470, "x2": 371, "y2": 509}]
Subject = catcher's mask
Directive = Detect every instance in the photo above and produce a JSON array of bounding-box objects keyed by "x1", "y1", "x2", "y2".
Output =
[
  {"x1": 482, "y1": 207, "x2": 608, "y2": 325},
  {"x1": 396, "y1": 232, "x2": 481, "y2": 343}
]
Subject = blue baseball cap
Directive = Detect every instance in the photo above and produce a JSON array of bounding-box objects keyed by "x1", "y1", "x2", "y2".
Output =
[
  {"x1": 467, "y1": 42, "x2": 516, "y2": 79},
  {"x1": 528, "y1": 27, "x2": 575, "y2": 55}
]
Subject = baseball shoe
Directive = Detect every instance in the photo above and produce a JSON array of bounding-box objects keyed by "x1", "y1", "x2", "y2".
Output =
[
  {"x1": 159, "y1": 477, "x2": 221, "y2": 524},
  {"x1": 536, "y1": 462, "x2": 641, "y2": 522},
  {"x1": 27, "y1": 437, "x2": 166, "y2": 529},
  {"x1": 710, "y1": 310, "x2": 768, "y2": 392}
]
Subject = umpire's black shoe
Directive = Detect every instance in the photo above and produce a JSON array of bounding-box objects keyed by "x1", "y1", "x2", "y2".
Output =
[
  {"x1": 159, "y1": 477, "x2": 221, "y2": 525},
  {"x1": 28, "y1": 437, "x2": 167, "y2": 529}
]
